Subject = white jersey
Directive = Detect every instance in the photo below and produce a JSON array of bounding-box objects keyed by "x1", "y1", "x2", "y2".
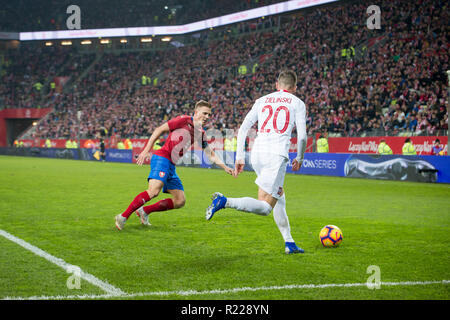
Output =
[{"x1": 236, "y1": 90, "x2": 307, "y2": 161}]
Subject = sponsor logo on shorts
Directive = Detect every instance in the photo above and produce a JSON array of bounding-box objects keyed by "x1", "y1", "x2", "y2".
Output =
[{"x1": 159, "y1": 171, "x2": 165, "y2": 178}]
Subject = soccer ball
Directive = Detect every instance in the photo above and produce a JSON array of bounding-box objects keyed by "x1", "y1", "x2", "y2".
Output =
[{"x1": 319, "y1": 225, "x2": 343, "y2": 247}]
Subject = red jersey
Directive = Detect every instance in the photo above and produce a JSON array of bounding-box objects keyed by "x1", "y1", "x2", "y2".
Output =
[{"x1": 153, "y1": 115, "x2": 207, "y2": 164}]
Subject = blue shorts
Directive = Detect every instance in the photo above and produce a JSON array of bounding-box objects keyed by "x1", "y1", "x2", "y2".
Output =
[{"x1": 148, "y1": 155, "x2": 184, "y2": 193}]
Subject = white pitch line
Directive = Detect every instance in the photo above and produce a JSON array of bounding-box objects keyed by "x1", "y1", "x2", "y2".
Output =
[
  {"x1": 0, "y1": 229, "x2": 125, "y2": 296},
  {"x1": 3, "y1": 280, "x2": 449, "y2": 300}
]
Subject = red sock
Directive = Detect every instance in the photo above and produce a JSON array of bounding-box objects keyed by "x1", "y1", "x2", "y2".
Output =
[
  {"x1": 143, "y1": 198, "x2": 174, "y2": 214},
  {"x1": 121, "y1": 191, "x2": 151, "y2": 219}
]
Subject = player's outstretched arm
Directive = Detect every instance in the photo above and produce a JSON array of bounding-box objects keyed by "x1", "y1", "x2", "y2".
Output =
[
  {"x1": 136, "y1": 123, "x2": 170, "y2": 165},
  {"x1": 204, "y1": 146, "x2": 234, "y2": 176},
  {"x1": 234, "y1": 103, "x2": 258, "y2": 177},
  {"x1": 293, "y1": 101, "x2": 307, "y2": 172}
]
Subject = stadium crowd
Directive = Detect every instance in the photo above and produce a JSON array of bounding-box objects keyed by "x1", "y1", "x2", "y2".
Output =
[
  {"x1": 1, "y1": 0, "x2": 448, "y2": 141},
  {"x1": 0, "y1": 46, "x2": 96, "y2": 110}
]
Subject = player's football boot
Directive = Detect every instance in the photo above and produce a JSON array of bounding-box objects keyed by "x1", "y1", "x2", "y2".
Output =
[
  {"x1": 285, "y1": 242, "x2": 305, "y2": 254},
  {"x1": 206, "y1": 192, "x2": 227, "y2": 221},
  {"x1": 115, "y1": 214, "x2": 126, "y2": 231},
  {"x1": 136, "y1": 207, "x2": 151, "y2": 226}
]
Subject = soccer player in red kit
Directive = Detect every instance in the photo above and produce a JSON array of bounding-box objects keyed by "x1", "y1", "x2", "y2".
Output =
[{"x1": 115, "y1": 100, "x2": 234, "y2": 230}]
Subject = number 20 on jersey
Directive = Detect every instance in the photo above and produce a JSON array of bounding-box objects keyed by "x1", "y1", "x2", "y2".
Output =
[{"x1": 260, "y1": 105, "x2": 290, "y2": 134}]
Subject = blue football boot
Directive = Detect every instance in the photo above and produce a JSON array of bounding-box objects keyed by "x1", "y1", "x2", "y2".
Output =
[
  {"x1": 285, "y1": 242, "x2": 305, "y2": 254},
  {"x1": 206, "y1": 192, "x2": 227, "y2": 221}
]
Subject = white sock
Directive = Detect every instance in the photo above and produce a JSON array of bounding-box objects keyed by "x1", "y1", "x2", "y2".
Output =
[
  {"x1": 273, "y1": 194, "x2": 294, "y2": 243},
  {"x1": 225, "y1": 197, "x2": 272, "y2": 216}
]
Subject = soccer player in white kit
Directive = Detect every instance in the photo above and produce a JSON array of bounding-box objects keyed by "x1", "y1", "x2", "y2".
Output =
[{"x1": 206, "y1": 70, "x2": 307, "y2": 254}]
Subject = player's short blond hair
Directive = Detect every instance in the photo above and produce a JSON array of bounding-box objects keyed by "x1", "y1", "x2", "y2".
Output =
[
  {"x1": 195, "y1": 100, "x2": 212, "y2": 110},
  {"x1": 277, "y1": 70, "x2": 297, "y2": 90}
]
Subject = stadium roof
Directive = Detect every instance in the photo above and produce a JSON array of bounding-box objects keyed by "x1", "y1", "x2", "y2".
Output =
[{"x1": 1, "y1": 0, "x2": 338, "y2": 41}]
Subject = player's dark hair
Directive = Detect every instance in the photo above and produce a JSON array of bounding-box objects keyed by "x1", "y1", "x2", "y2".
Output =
[{"x1": 277, "y1": 70, "x2": 297, "y2": 89}]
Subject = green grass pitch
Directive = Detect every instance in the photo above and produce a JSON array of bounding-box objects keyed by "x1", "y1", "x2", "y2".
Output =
[{"x1": 0, "y1": 155, "x2": 449, "y2": 300}]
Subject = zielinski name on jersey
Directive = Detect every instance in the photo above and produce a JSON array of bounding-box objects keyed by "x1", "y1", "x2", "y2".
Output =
[{"x1": 264, "y1": 97, "x2": 292, "y2": 104}]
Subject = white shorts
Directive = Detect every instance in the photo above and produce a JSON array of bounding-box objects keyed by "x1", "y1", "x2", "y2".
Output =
[{"x1": 250, "y1": 152, "x2": 288, "y2": 200}]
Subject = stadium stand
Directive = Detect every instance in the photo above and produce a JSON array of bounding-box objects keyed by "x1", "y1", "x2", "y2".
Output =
[{"x1": 0, "y1": 0, "x2": 448, "y2": 140}]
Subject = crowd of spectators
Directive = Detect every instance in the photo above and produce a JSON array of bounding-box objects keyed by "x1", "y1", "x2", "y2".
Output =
[
  {"x1": 1, "y1": 0, "x2": 448, "y2": 140},
  {"x1": 0, "y1": 46, "x2": 95, "y2": 110}
]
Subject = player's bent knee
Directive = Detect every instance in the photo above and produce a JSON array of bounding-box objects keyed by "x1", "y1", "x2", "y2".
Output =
[
  {"x1": 146, "y1": 188, "x2": 160, "y2": 199},
  {"x1": 174, "y1": 197, "x2": 186, "y2": 209},
  {"x1": 147, "y1": 179, "x2": 164, "y2": 199}
]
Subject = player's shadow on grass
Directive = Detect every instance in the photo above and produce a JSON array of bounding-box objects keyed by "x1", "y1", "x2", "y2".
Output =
[
  {"x1": 120, "y1": 224, "x2": 192, "y2": 233},
  {"x1": 314, "y1": 244, "x2": 343, "y2": 251}
]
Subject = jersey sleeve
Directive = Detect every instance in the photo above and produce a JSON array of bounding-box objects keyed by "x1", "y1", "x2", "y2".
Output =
[
  {"x1": 236, "y1": 101, "x2": 259, "y2": 161},
  {"x1": 295, "y1": 100, "x2": 307, "y2": 162},
  {"x1": 167, "y1": 115, "x2": 190, "y2": 131}
]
